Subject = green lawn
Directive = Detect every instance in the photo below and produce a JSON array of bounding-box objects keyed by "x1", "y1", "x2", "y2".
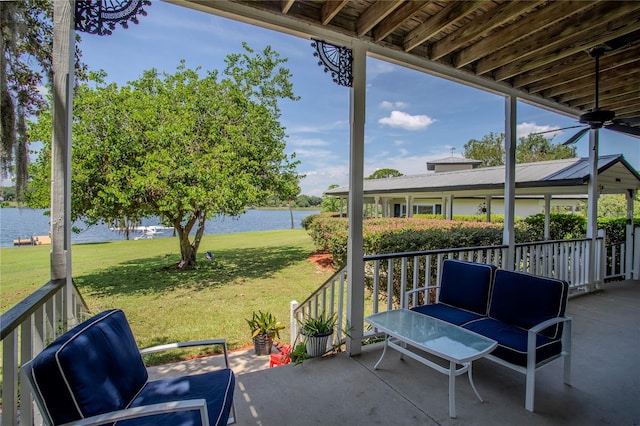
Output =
[{"x1": 1, "y1": 229, "x2": 331, "y2": 363}]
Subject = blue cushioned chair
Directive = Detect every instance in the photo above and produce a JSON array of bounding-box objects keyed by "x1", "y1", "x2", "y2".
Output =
[
  {"x1": 410, "y1": 259, "x2": 496, "y2": 325},
  {"x1": 21, "y1": 309, "x2": 236, "y2": 426},
  {"x1": 463, "y1": 269, "x2": 572, "y2": 412}
]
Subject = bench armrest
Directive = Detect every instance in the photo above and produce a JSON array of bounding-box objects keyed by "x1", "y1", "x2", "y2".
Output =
[
  {"x1": 528, "y1": 316, "x2": 572, "y2": 335},
  {"x1": 140, "y1": 339, "x2": 231, "y2": 369},
  {"x1": 60, "y1": 399, "x2": 209, "y2": 426}
]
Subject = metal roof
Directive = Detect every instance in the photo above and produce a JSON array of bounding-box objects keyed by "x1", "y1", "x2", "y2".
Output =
[{"x1": 326, "y1": 154, "x2": 640, "y2": 197}]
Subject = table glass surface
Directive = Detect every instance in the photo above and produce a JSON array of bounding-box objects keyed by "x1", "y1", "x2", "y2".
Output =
[{"x1": 366, "y1": 309, "x2": 496, "y2": 362}]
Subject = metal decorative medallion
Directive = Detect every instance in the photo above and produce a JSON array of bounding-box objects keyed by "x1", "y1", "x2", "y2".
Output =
[
  {"x1": 75, "y1": 0, "x2": 151, "y2": 35},
  {"x1": 311, "y1": 40, "x2": 353, "y2": 87}
]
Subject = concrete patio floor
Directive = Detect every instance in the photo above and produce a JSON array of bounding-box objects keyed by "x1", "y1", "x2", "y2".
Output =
[{"x1": 148, "y1": 279, "x2": 640, "y2": 425}]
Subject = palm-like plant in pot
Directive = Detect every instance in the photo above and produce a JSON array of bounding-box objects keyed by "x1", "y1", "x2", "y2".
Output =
[
  {"x1": 246, "y1": 310, "x2": 285, "y2": 356},
  {"x1": 299, "y1": 312, "x2": 337, "y2": 358}
]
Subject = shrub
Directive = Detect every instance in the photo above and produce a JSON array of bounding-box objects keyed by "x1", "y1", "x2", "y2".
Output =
[{"x1": 301, "y1": 213, "x2": 319, "y2": 230}]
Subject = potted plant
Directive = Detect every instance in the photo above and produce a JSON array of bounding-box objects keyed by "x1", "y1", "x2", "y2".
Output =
[
  {"x1": 246, "y1": 310, "x2": 285, "y2": 356},
  {"x1": 299, "y1": 311, "x2": 337, "y2": 358}
]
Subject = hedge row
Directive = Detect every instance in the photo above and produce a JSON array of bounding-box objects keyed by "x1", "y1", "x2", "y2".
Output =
[{"x1": 304, "y1": 213, "x2": 640, "y2": 267}]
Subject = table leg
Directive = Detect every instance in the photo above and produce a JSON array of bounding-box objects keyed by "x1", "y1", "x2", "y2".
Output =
[
  {"x1": 449, "y1": 361, "x2": 456, "y2": 418},
  {"x1": 373, "y1": 335, "x2": 389, "y2": 370},
  {"x1": 467, "y1": 362, "x2": 485, "y2": 403}
]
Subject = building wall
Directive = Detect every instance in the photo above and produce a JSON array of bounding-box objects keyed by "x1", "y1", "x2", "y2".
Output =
[{"x1": 381, "y1": 197, "x2": 583, "y2": 218}]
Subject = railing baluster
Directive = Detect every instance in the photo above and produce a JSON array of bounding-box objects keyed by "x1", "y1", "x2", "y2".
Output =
[
  {"x1": 387, "y1": 258, "x2": 393, "y2": 311},
  {"x1": 372, "y1": 259, "x2": 380, "y2": 314}
]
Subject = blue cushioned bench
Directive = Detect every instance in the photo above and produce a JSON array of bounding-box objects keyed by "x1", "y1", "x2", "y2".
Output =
[
  {"x1": 409, "y1": 259, "x2": 572, "y2": 412},
  {"x1": 22, "y1": 309, "x2": 236, "y2": 426}
]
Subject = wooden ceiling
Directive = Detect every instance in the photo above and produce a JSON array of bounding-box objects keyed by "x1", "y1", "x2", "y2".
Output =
[{"x1": 178, "y1": 0, "x2": 640, "y2": 137}]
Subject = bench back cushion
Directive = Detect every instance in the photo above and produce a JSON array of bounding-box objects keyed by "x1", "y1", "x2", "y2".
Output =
[
  {"x1": 489, "y1": 270, "x2": 568, "y2": 339},
  {"x1": 439, "y1": 259, "x2": 496, "y2": 316},
  {"x1": 30, "y1": 309, "x2": 148, "y2": 425}
]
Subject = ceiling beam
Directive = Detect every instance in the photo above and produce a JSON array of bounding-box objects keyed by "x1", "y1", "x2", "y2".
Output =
[
  {"x1": 281, "y1": 0, "x2": 295, "y2": 14},
  {"x1": 516, "y1": 47, "x2": 638, "y2": 91},
  {"x1": 453, "y1": 0, "x2": 596, "y2": 69},
  {"x1": 357, "y1": 0, "x2": 404, "y2": 37},
  {"x1": 475, "y1": 2, "x2": 638, "y2": 77},
  {"x1": 321, "y1": 0, "x2": 349, "y2": 26},
  {"x1": 491, "y1": 12, "x2": 640, "y2": 81},
  {"x1": 403, "y1": 1, "x2": 483, "y2": 52},
  {"x1": 373, "y1": 1, "x2": 428, "y2": 42},
  {"x1": 430, "y1": 1, "x2": 542, "y2": 61},
  {"x1": 543, "y1": 63, "x2": 639, "y2": 99}
]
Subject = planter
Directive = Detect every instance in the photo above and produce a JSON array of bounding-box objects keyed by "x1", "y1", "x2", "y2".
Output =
[
  {"x1": 253, "y1": 334, "x2": 273, "y2": 356},
  {"x1": 304, "y1": 331, "x2": 333, "y2": 358}
]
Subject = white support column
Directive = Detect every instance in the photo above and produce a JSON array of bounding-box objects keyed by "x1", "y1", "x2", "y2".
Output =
[
  {"x1": 448, "y1": 195, "x2": 454, "y2": 219},
  {"x1": 625, "y1": 189, "x2": 635, "y2": 279},
  {"x1": 346, "y1": 42, "x2": 366, "y2": 356},
  {"x1": 52, "y1": 0, "x2": 75, "y2": 326},
  {"x1": 503, "y1": 95, "x2": 517, "y2": 269},
  {"x1": 406, "y1": 195, "x2": 413, "y2": 218},
  {"x1": 374, "y1": 196, "x2": 380, "y2": 218},
  {"x1": 586, "y1": 129, "x2": 599, "y2": 288},
  {"x1": 544, "y1": 194, "x2": 552, "y2": 240},
  {"x1": 441, "y1": 196, "x2": 447, "y2": 219}
]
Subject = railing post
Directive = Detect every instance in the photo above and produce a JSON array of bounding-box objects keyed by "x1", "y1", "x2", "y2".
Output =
[
  {"x1": 633, "y1": 227, "x2": 640, "y2": 280},
  {"x1": 20, "y1": 316, "x2": 35, "y2": 425},
  {"x1": 290, "y1": 300, "x2": 299, "y2": 346},
  {"x1": 2, "y1": 330, "x2": 18, "y2": 426},
  {"x1": 596, "y1": 229, "x2": 605, "y2": 290}
]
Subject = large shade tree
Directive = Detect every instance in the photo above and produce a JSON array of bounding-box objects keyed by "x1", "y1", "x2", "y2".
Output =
[
  {"x1": 28, "y1": 44, "x2": 301, "y2": 268},
  {"x1": 463, "y1": 132, "x2": 577, "y2": 167}
]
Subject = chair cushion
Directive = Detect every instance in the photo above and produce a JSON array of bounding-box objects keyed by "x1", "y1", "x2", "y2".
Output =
[
  {"x1": 488, "y1": 270, "x2": 568, "y2": 339},
  {"x1": 411, "y1": 303, "x2": 484, "y2": 326},
  {"x1": 30, "y1": 309, "x2": 148, "y2": 425},
  {"x1": 438, "y1": 259, "x2": 496, "y2": 316},
  {"x1": 463, "y1": 317, "x2": 562, "y2": 367},
  {"x1": 120, "y1": 369, "x2": 236, "y2": 426}
]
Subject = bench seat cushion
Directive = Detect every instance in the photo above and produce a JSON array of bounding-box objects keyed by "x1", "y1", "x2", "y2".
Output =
[
  {"x1": 463, "y1": 317, "x2": 562, "y2": 367},
  {"x1": 411, "y1": 303, "x2": 484, "y2": 326},
  {"x1": 438, "y1": 260, "x2": 496, "y2": 316},
  {"x1": 488, "y1": 269, "x2": 568, "y2": 339},
  {"x1": 121, "y1": 369, "x2": 236, "y2": 426}
]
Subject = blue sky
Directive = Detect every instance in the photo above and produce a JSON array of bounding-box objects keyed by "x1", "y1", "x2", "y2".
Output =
[{"x1": 77, "y1": 1, "x2": 639, "y2": 196}]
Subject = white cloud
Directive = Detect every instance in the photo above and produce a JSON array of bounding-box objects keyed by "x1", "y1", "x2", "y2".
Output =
[
  {"x1": 300, "y1": 166, "x2": 350, "y2": 196},
  {"x1": 380, "y1": 101, "x2": 408, "y2": 110},
  {"x1": 517, "y1": 122, "x2": 562, "y2": 140},
  {"x1": 367, "y1": 61, "x2": 396, "y2": 79},
  {"x1": 378, "y1": 111, "x2": 436, "y2": 131}
]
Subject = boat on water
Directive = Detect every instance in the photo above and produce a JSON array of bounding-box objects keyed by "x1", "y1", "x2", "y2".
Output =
[{"x1": 108, "y1": 225, "x2": 173, "y2": 240}]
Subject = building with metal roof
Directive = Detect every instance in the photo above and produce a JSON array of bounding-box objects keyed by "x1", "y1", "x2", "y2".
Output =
[{"x1": 326, "y1": 154, "x2": 640, "y2": 219}]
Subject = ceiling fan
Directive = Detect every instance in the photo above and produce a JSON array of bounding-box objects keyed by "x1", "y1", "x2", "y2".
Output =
[{"x1": 532, "y1": 46, "x2": 640, "y2": 145}]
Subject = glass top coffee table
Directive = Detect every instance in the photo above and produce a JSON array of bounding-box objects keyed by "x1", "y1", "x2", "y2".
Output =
[{"x1": 366, "y1": 309, "x2": 497, "y2": 418}]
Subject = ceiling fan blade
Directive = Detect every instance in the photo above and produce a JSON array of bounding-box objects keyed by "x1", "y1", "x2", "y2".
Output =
[
  {"x1": 614, "y1": 117, "x2": 640, "y2": 125},
  {"x1": 562, "y1": 127, "x2": 590, "y2": 145},
  {"x1": 529, "y1": 125, "x2": 585, "y2": 136},
  {"x1": 604, "y1": 122, "x2": 640, "y2": 138}
]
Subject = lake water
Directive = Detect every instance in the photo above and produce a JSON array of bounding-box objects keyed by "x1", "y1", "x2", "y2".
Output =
[{"x1": 0, "y1": 208, "x2": 319, "y2": 248}]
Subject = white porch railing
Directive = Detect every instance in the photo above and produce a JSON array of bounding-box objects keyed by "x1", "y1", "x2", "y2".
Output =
[
  {"x1": 0, "y1": 279, "x2": 89, "y2": 426},
  {"x1": 291, "y1": 232, "x2": 632, "y2": 347}
]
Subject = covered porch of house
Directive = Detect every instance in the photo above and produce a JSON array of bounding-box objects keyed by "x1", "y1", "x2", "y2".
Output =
[
  {"x1": 3, "y1": 1, "x2": 639, "y2": 424},
  {"x1": 152, "y1": 279, "x2": 640, "y2": 425}
]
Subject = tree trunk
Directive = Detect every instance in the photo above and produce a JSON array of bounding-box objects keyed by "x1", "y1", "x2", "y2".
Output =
[
  {"x1": 176, "y1": 212, "x2": 206, "y2": 269},
  {"x1": 289, "y1": 201, "x2": 294, "y2": 229}
]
